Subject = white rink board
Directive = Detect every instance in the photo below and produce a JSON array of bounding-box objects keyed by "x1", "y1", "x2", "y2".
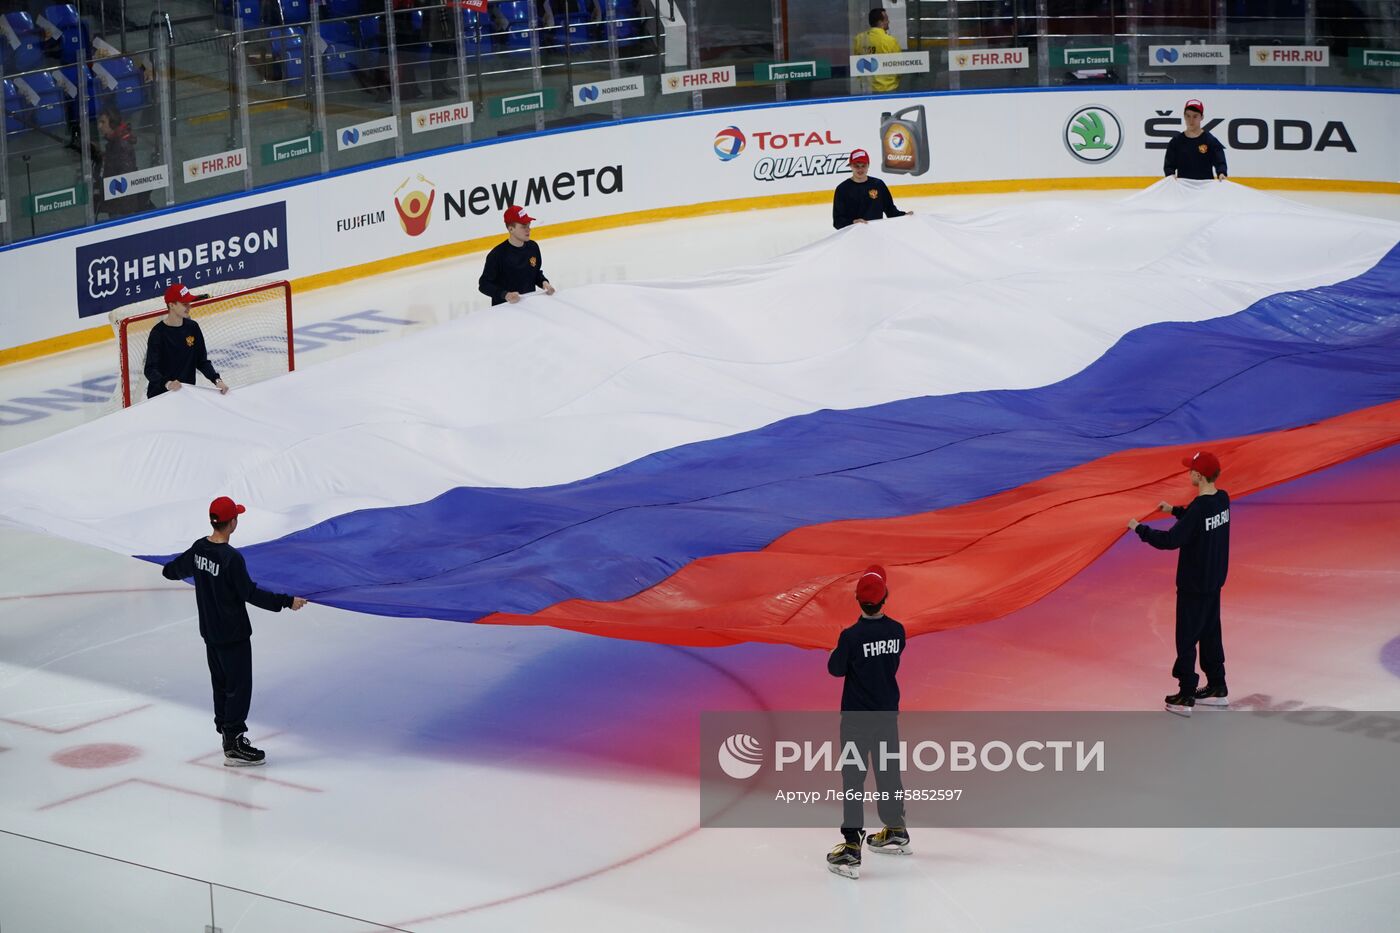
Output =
[{"x1": 1, "y1": 87, "x2": 1397, "y2": 349}]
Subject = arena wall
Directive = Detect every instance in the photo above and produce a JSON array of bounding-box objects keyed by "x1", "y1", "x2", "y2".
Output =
[{"x1": 2, "y1": 85, "x2": 1396, "y2": 360}]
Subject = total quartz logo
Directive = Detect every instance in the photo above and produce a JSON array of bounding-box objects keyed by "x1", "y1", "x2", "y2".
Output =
[{"x1": 712, "y1": 126, "x2": 849, "y2": 182}]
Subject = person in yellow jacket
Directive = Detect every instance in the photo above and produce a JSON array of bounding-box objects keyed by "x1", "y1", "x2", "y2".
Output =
[{"x1": 853, "y1": 7, "x2": 902, "y2": 94}]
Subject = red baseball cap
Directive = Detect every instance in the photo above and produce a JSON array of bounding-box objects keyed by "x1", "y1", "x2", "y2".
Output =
[
  {"x1": 855, "y1": 564, "x2": 888, "y2": 604},
  {"x1": 504, "y1": 205, "x2": 535, "y2": 226},
  {"x1": 1184, "y1": 99, "x2": 1204, "y2": 114},
  {"x1": 848, "y1": 148, "x2": 871, "y2": 166},
  {"x1": 209, "y1": 496, "x2": 246, "y2": 522},
  {"x1": 1182, "y1": 451, "x2": 1221, "y2": 478},
  {"x1": 164, "y1": 283, "x2": 196, "y2": 305}
]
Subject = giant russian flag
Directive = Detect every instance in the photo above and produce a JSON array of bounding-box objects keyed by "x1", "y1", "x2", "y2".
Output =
[{"x1": 1, "y1": 180, "x2": 1398, "y2": 648}]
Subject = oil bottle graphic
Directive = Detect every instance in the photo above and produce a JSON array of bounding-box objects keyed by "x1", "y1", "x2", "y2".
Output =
[{"x1": 880, "y1": 105, "x2": 929, "y2": 176}]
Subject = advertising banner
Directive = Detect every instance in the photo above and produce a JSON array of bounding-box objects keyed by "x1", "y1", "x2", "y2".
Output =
[
  {"x1": 411, "y1": 102, "x2": 474, "y2": 133},
  {"x1": 336, "y1": 116, "x2": 398, "y2": 151},
  {"x1": 73, "y1": 203, "x2": 289, "y2": 318},
  {"x1": 850, "y1": 51, "x2": 931, "y2": 77},
  {"x1": 489, "y1": 90, "x2": 558, "y2": 118},
  {"x1": 3, "y1": 88, "x2": 1396, "y2": 350},
  {"x1": 948, "y1": 48, "x2": 1029, "y2": 71},
  {"x1": 1148, "y1": 44, "x2": 1231, "y2": 66},
  {"x1": 572, "y1": 76, "x2": 647, "y2": 107},
  {"x1": 183, "y1": 148, "x2": 247, "y2": 183},
  {"x1": 1349, "y1": 48, "x2": 1400, "y2": 68},
  {"x1": 1056, "y1": 45, "x2": 1127, "y2": 67},
  {"x1": 28, "y1": 184, "x2": 87, "y2": 217},
  {"x1": 754, "y1": 60, "x2": 833, "y2": 82},
  {"x1": 661, "y1": 66, "x2": 736, "y2": 94},
  {"x1": 1249, "y1": 46, "x2": 1329, "y2": 67},
  {"x1": 102, "y1": 165, "x2": 168, "y2": 201},
  {"x1": 261, "y1": 132, "x2": 323, "y2": 166}
]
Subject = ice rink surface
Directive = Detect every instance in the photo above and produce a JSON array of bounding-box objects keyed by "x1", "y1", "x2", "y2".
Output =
[{"x1": 2, "y1": 188, "x2": 1399, "y2": 931}]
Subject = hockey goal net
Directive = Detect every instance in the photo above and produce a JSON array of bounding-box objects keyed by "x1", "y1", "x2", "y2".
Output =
[{"x1": 108, "y1": 280, "x2": 294, "y2": 408}]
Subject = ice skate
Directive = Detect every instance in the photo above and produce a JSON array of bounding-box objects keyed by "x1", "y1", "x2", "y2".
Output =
[
  {"x1": 867, "y1": 826, "x2": 911, "y2": 855},
  {"x1": 1194, "y1": 683, "x2": 1229, "y2": 709},
  {"x1": 223, "y1": 732, "x2": 266, "y2": 767},
  {"x1": 826, "y1": 834, "x2": 863, "y2": 879},
  {"x1": 1165, "y1": 691, "x2": 1195, "y2": 718}
]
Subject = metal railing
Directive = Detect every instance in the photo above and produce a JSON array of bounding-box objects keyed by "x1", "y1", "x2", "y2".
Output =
[{"x1": 0, "y1": 827, "x2": 408, "y2": 931}]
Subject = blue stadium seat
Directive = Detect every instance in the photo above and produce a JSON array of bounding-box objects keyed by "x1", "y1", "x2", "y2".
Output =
[
  {"x1": 57, "y1": 62, "x2": 96, "y2": 118},
  {"x1": 319, "y1": 21, "x2": 358, "y2": 78},
  {"x1": 93, "y1": 56, "x2": 146, "y2": 113},
  {"x1": 238, "y1": 0, "x2": 263, "y2": 31},
  {"x1": 58, "y1": 21, "x2": 90, "y2": 65},
  {"x1": 2, "y1": 12, "x2": 46, "y2": 72},
  {"x1": 358, "y1": 13, "x2": 384, "y2": 51},
  {"x1": 496, "y1": 1, "x2": 530, "y2": 25},
  {"x1": 278, "y1": 0, "x2": 310, "y2": 26},
  {"x1": 42, "y1": 4, "x2": 81, "y2": 33},
  {"x1": 13, "y1": 71, "x2": 65, "y2": 127},
  {"x1": 550, "y1": 12, "x2": 597, "y2": 49},
  {"x1": 268, "y1": 26, "x2": 304, "y2": 82},
  {"x1": 325, "y1": 0, "x2": 359, "y2": 19},
  {"x1": 398, "y1": 9, "x2": 429, "y2": 66},
  {"x1": 3, "y1": 78, "x2": 29, "y2": 134},
  {"x1": 458, "y1": 11, "x2": 495, "y2": 55}
]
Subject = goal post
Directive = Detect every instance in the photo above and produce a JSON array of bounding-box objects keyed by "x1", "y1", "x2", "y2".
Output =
[{"x1": 111, "y1": 280, "x2": 294, "y2": 408}]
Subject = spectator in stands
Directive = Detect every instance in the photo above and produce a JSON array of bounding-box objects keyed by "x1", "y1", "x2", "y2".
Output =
[
  {"x1": 421, "y1": 0, "x2": 458, "y2": 98},
  {"x1": 91, "y1": 104, "x2": 152, "y2": 217},
  {"x1": 393, "y1": 0, "x2": 425, "y2": 100},
  {"x1": 853, "y1": 7, "x2": 901, "y2": 94}
]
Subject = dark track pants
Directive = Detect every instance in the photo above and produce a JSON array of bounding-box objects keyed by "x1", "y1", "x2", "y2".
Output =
[
  {"x1": 206, "y1": 639, "x2": 253, "y2": 736},
  {"x1": 840, "y1": 712, "x2": 906, "y2": 842},
  {"x1": 1173, "y1": 590, "x2": 1226, "y2": 694}
]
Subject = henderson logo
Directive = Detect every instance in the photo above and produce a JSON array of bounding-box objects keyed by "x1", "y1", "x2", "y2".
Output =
[{"x1": 74, "y1": 202, "x2": 289, "y2": 318}]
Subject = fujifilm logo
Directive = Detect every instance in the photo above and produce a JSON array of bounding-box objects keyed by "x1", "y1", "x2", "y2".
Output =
[{"x1": 336, "y1": 210, "x2": 386, "y2": 232}]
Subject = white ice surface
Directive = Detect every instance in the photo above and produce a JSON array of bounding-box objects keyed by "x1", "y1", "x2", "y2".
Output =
[{"x1": 1, "y1": 188, "x2": 1398, "y2": 932}]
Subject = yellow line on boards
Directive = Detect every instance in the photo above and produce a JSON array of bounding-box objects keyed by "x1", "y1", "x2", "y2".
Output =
[{"x1": 3, "y1": 175, "x2": 1398, "y2": 366}]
